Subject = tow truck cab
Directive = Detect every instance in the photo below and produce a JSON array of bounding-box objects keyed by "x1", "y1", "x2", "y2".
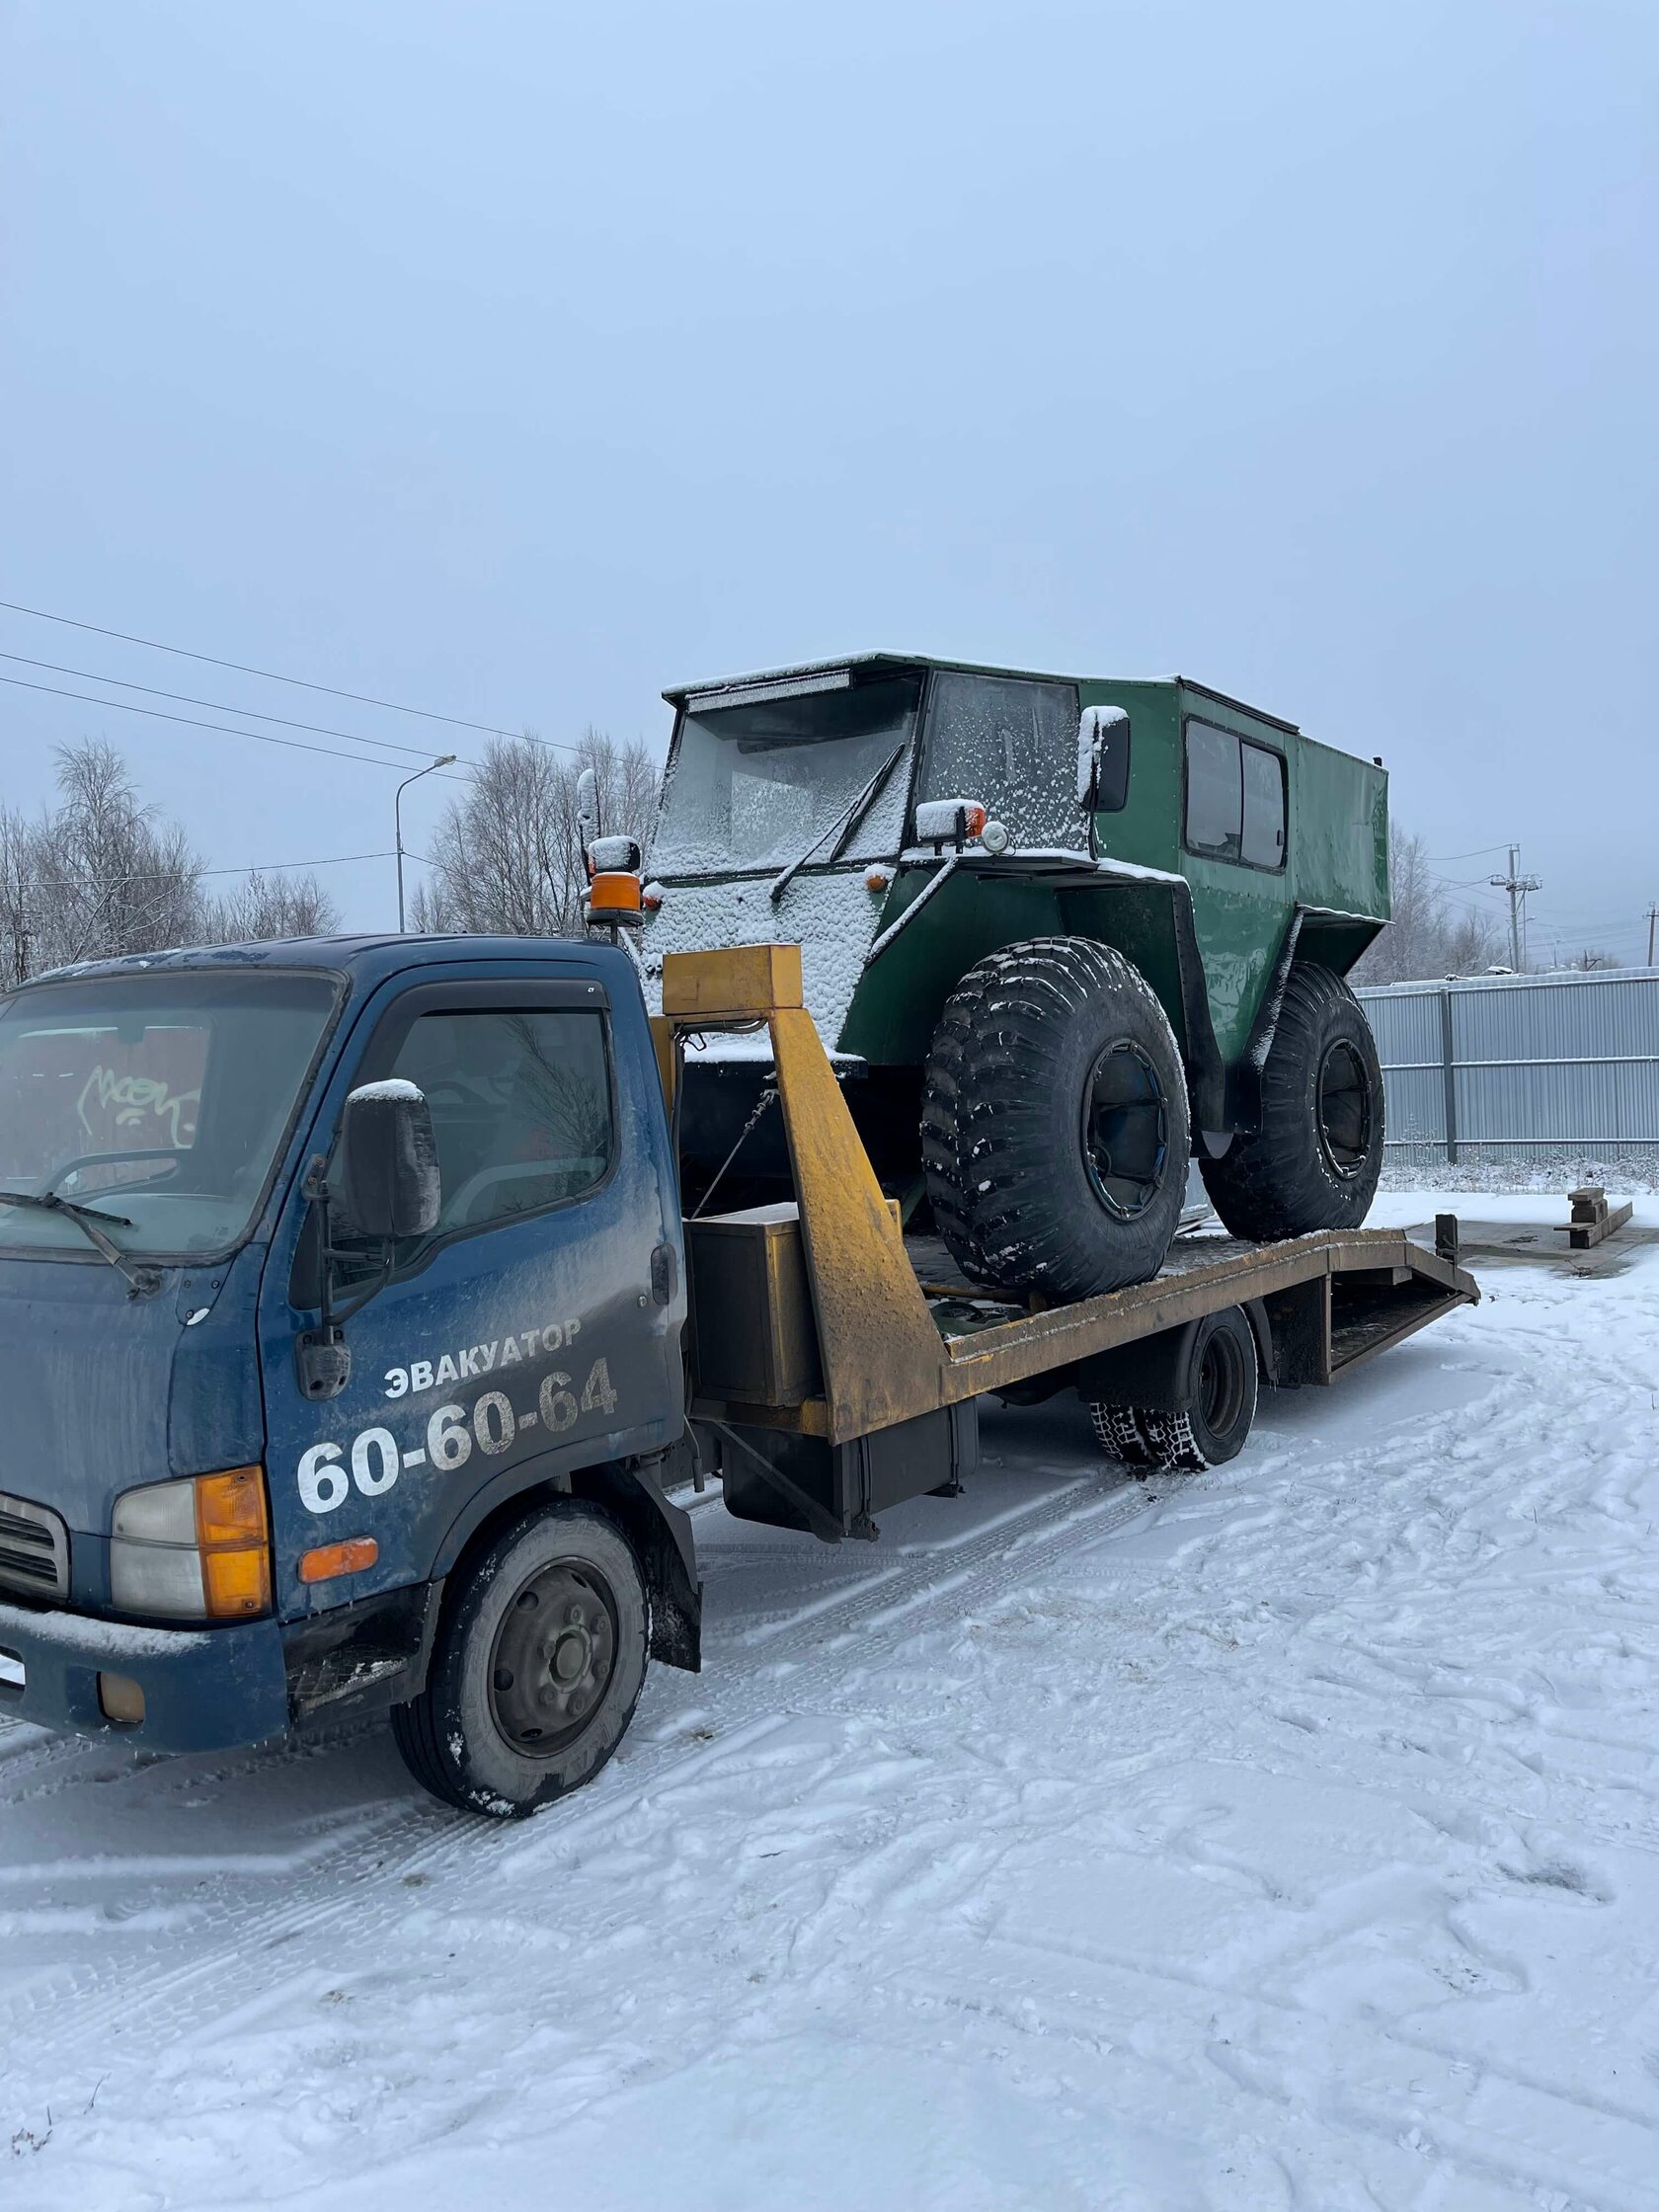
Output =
[{"x1": 0, "y1": 935, "x2": 697, "y2": 1767}]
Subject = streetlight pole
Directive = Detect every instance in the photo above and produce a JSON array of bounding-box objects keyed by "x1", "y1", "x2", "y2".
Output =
[{"x1": 395, "y1": 755, "x2": 456, "y2": 930}]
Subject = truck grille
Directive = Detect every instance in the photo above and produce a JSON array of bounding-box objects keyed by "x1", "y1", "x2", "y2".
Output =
[{"x1": 0, "y1": 1492, "x2": 69, "y2": 1603}]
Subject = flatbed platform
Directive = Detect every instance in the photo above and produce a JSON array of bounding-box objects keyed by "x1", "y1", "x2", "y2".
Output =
[{"x1": 662, "y1": 950, "x2": 1479, "y2": 1544}]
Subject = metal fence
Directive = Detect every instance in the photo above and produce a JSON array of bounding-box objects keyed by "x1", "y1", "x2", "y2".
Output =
[{"x1": 1355, "y1": 968, "x2": 1659, "y2": 1172}]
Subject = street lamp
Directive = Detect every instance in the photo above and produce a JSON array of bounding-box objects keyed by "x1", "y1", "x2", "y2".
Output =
[{"x1": 395, "y1": 755, "x2": 456, "y2": 931}]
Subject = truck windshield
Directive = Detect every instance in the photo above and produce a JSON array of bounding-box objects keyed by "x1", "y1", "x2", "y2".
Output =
[
  {"x1": 0, "y1": 968, "x2": 338, "y2": 1261},
  {"x1": 653, "y1": 674, "x2": 919, "y2": 875}
]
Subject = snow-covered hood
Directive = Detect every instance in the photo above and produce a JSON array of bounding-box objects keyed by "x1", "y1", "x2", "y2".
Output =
[{"x1": 641, "y1": 871, "x2": 885, "y2": 1052}]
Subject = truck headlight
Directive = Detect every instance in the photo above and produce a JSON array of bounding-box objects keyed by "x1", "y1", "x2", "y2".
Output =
[{"x1": 111, "y1": 1467, "x2": 273, "y2": 1622}]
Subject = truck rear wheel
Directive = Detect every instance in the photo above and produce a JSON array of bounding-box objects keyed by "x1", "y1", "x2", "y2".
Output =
[
  {"x1": 391, "y1": 1500, "x2": 647, "y2": 1819},
  {"x1": 922, "y1": 937, "x2": 1191, "y2": 1302},
  {"x1": 1200, "y1": 962, "x2": 1383, "y2": 1240},
  {"x1": 1090, "y1": 1306, "x2": 1258, "y2": 1474}
]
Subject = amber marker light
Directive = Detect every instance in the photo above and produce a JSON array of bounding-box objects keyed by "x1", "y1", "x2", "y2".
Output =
[
  {"x1": 194, "y1": 1466, "x2": 274, "y2": 1620},
  {"x1": 588, "y1": 871, "x2": 643, "y2": 914},
  {"x1": 298, "y1": 1538, "x2": 380, "y2": 1585},
  {"x1": 865, "y1": 867, "x2": 891, "y2": 894}
]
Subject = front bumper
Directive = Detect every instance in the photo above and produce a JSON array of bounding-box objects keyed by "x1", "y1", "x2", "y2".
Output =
[{"x1": 0, "y1": 1597, "x2": 289, "y2": 1753}]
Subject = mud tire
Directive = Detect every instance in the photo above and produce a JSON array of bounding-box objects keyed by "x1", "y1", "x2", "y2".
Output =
[
  {"x1": 1200, "y1": 963, "x2": 1383, "y2": 1240},
  {"x1": 921, "y1": 937, "x2": 1191, "y2": 1302}
]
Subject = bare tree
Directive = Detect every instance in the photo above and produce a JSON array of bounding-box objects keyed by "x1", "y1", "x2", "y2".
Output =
[
  {"x1": 1352, "y1": 827, "x2": 1503, "y2": 985},
  {"x1": 412, "y1": 728, "x2": 657, "y2": 937},
  {"x1": 19, "y1": 741, "x2": 204, "y2": 974},
  {"x1": 0, "y1": 805, "x2": 40, "y2": 988},
  {"x1": 201, "y1": 867, "x2": 341, "y2": 943},
  {"x1": 0, "y1": 740, "x2": 355, "y2": 980}
]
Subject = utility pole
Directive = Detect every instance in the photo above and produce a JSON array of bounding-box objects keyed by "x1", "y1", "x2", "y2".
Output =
[
  {"x1": 395, "y1": 755, "x2": 456, "y2": 931},
  {"x1": 1488, "y1": 843, "x2": 1541, "y2": 971},
  {"x1": 1646, "y1": 903, "x2": 1658, "y2": 968}
]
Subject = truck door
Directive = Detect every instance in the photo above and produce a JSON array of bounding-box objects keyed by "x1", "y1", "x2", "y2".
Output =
[
  {"x1": 261, "y1": 975, "x2": 683, "y2": 1618},
  {"x1": 1179, "y1": 715, "x2": 1292, "y2": 1066}
]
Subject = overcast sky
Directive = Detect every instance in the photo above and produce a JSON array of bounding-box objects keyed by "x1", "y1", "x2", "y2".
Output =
[{"x1": 4, "y1": 0, "x2": 1656, "y2": 959}]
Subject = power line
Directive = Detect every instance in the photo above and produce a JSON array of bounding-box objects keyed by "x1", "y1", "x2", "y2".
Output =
[
  {"x1": 22, "y1": 848, "x2": 398, "y2": 890},
  {"x1": 0, "y1": 595, "x2": 578, "y2": 753},
  {"x1": 1426, "y1": 842, "x2": 1514, "y2": 863},
  {"x1": 0, "y1": 650, "x2": 479, "y2": 769},
  {"x1": 0, "y1": 672, "x2": 473, "y2": 780}
]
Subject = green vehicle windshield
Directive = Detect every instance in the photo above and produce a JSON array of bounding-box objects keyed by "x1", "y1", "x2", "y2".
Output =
[{"x1": 654, "y1": 674, "x2": 920, "y2": 877}]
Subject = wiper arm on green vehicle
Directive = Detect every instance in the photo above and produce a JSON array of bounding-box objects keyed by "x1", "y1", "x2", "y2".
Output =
[
  {"x1": 769, "y1": 743, "x2": 906, "y2": 907},
  {"x1": 0, "y1": 1187, "x2": 160, "y2": 1296}
]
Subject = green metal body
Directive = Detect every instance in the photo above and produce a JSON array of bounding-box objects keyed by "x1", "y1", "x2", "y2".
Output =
[{"x1": 645, "y1": 656, "x2": 1388, "y2": 1140}]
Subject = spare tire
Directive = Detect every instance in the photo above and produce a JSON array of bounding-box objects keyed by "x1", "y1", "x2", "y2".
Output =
[
  {"x1": 1200, "y1": 961, "x2": 1383, "y2": 1240},
  {"x1": 921, "y1": 937, "x2": 1191, "y2": 1301}
]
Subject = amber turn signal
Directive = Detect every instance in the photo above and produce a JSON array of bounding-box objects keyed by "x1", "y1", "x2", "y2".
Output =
[
  {"x1": 864, "y1": 868, "x2": 891, "y2": 894},
  {"x1": 195, "y1": 1466, "x2": 273, "y2": 1620},
  {"x1": 298, "y1": 1537, "x2": 380, "y2": 1585}
]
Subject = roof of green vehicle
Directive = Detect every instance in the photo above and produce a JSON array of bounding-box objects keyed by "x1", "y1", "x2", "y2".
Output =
[{"x1": 663, "y1": 653, "x2": 1302, "y2": 737}]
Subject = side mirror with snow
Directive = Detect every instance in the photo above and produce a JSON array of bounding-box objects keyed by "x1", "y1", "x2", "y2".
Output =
[
  {"x1": 336, "y1": 1080, "x2": 441, "y2": 1242},
  {"x1": 1077, "y1": 706, "x2": 1131, "y2": 814}
]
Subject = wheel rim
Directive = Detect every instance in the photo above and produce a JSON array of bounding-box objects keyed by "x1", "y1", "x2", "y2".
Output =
[
  {"x1": 488, "y1": 1558, "x2": 618, "y2": 1758},
  {"x1": 1080, "y1": 1039, "x2": 1169, "y2": 1221},
  {"x1": 1316, "y1": 1040, "x2": 1373, "y2": 1176},
  {"x1": 1198, "y1": 1328, "x2": 1249, "y2": 1440}
]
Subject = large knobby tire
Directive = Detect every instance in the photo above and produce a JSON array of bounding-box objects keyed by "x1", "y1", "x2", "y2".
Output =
[
  {"x1": 1200, "y1": 962, "x2": 1383, "y2": 1241},
  {"x1": 922, "y1": 937, "x2": 1191, "y2": 1302},
  {"x1": 391, "y1": 1500, "x2": 647, "y2": 1819}
]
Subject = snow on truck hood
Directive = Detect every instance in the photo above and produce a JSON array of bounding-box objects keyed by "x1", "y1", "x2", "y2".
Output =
[{"x1": 641, "y1": 871, "x2": 882, "y2": 1051}]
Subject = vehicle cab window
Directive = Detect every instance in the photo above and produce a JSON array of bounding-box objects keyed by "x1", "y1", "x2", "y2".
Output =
[
  {"x1": 387, "y1": 1007, "x2": 613, "y2": 1235},
  {"x1": 919, "y1": 672, "x2": 1082, "y2": 848},
  {"x1": 1184, "y1": 719, "x2": 1286, "y2": 871}
]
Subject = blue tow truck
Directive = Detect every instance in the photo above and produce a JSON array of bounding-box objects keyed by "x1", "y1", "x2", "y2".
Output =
[{"x1": 0, "y1": 931, "x2": 1473, "y2": 1817}]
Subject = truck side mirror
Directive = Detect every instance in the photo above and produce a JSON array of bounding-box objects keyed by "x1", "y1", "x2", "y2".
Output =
[
  {"x1": 336, "y1": 1080, "x2": 441, "y2": 1241},
  {"x1": 1077, "y1": 705, "x2": 1131, "y2": 814}
]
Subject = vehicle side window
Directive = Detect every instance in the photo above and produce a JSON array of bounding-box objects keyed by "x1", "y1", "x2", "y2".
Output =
[
  {"x1": 1184, "y1": 720, "x2": 1242, "y2": 860},
  {"x1": 1185, "y1": 720, "x2": 1286, "y2": 872},
  {"x1": 1240, "y1": 741, "x2": 1287, "y2": 868},
  {"x1": 387, "y1": 1008, "x2": 613, "y2": 1234}
]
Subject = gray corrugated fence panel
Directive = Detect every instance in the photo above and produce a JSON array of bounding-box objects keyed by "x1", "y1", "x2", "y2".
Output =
[
  {"x1": 1359, "y1": 987, "x2": 1442, "y2": 1072},
  {"x1": 1382, "y1": 1066, "x2": 1447, "y2": 1146},
  {"x1": 1356, "y1": 969, "x2": 1659, "y2": 1162}
]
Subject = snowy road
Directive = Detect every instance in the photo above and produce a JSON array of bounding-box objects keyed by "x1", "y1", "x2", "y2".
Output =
[{"x1": 6, "y1": 1195, "x2": 1659, "y2": 2211}]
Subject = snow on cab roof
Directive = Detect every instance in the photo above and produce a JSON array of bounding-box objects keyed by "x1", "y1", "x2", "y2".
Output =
[{"x1": 663, "y1": 655, "x2": 1301, "y2": 735}]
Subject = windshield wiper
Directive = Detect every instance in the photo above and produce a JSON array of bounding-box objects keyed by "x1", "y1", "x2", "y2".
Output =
[
  {"x1": 0, "y1": 1187, "x2": 160, "y2": 1297},
  {"x1": 769, "y1": 743, "x2": 907, "y2": 907}
]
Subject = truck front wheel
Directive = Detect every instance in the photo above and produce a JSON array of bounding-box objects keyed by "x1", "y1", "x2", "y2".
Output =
[
  {"x1": 1199, "y1": 962, "x2": 1383, "y2": 1240},
  {"x1": 391, "y1": 1500, "x2": 647, "y2": 1818},
  {"x1": 922, "y1": 937, "x2": 1191, "y2": 1302}
]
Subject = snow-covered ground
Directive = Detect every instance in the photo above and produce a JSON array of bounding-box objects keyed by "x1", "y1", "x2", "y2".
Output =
[{"x1": 6, "y1": 1194, "x2": 1659, "y2": 2211}]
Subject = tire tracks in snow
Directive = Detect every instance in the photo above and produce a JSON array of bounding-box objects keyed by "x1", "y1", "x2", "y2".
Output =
[{"x1": 9, "y1": 1462, "x2": 1159, "y2": 2076}]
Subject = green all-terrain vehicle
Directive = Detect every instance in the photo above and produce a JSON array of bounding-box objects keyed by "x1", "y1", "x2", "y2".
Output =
[{"x1": 641, "y1": 654, "x2": 1388, "y2": 1298}]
